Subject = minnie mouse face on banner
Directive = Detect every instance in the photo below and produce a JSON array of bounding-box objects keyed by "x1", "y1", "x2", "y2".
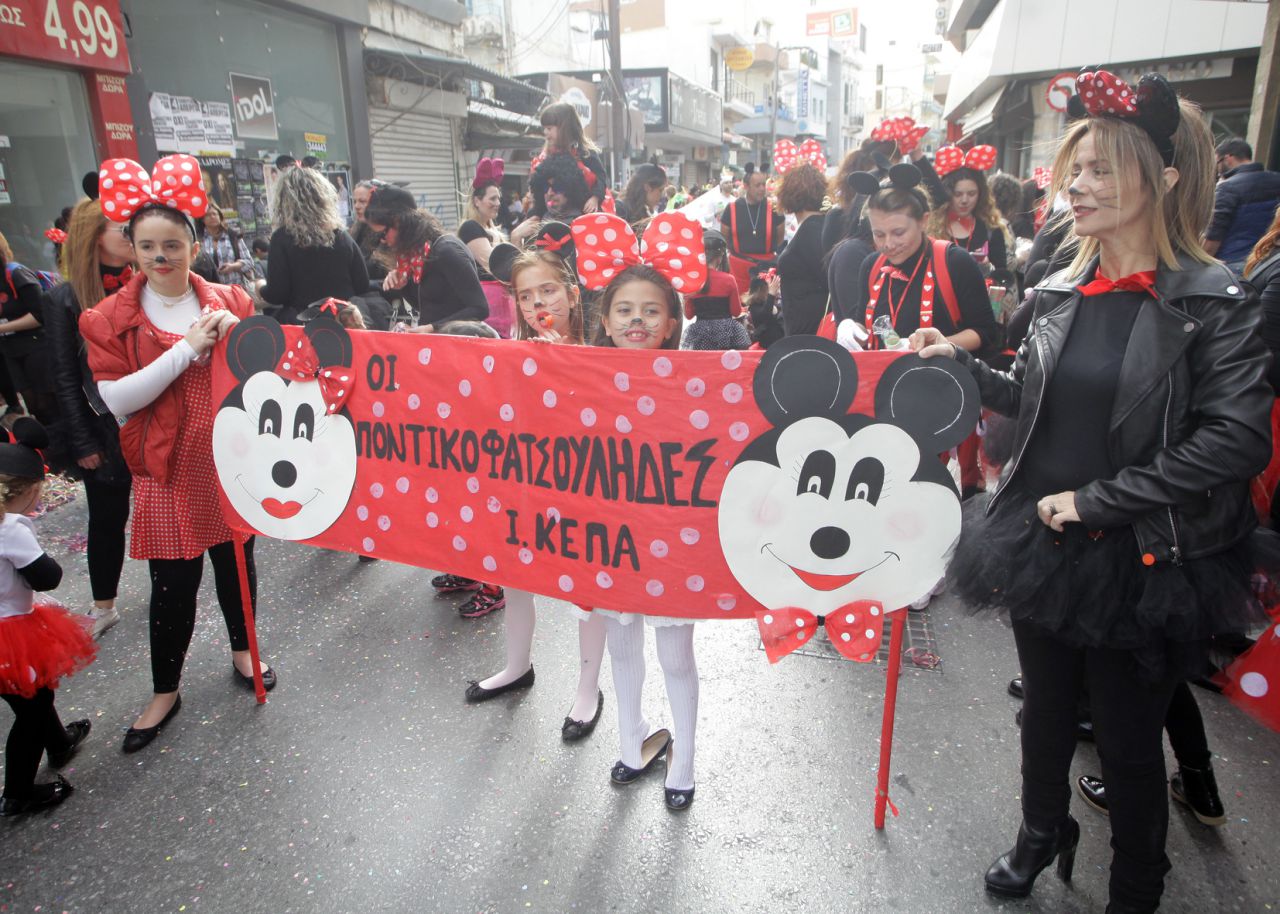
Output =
[
  {"x1": 213, "y1": 315, "x2": 359, "y2": 541},
  {"x1": 934, "y1": 144, "x2": 997, "y2": 178},
  {"x1": 97, "y1": 154, "x2": 208, "y2": 222},
  {"x1": 717, "y1": 337, "x2": 978, "y2": 660},
  {"x1": 570, "y1": 212, "x2": 707, "y2": 293}
]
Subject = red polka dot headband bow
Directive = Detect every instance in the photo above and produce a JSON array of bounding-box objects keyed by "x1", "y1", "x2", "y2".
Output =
[
  {"x1": 871, "y1": 116, "x2": 930, "y2": 155},
  {"x1": 1068, "y1": 69, "x2": 1180, "y2": 165},
  {"x1": 772, "y1": 139, "x2": 798, "y2": 173},
  {"x1": 96, "y1": 154, "x2": 208, "y2": 222},
  {"x1": 473, "y1": 157, "x2": 505, "y2": 191},
  {"x1": 274, "y1": 321, "x2": 354, "y2": 415},
  {"x1": 570, "y1": 212, "x2": 707, "y2": 293},
  {"x1": 44, "y1": 228, "x2": 67, "y2": 245},
  {"x1": 756, "y1": 604, "x2": 887, "y2": 663},
  {"x1": 934, "y1": 145, "x2": 997, "y2": 178}
]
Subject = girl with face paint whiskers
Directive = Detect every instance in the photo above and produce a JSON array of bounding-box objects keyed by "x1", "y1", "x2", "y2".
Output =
[{"x1": 79, "y1": 155, "x2": 277, "y2": 755}]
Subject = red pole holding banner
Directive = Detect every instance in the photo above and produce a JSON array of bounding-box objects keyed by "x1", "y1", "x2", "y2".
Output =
[
  {"x1": 874, "y1": 609, "x2": 907, "y2": 828},
  {"x1": 233, "y1": 534, "x2": 266, "y2": 704}
]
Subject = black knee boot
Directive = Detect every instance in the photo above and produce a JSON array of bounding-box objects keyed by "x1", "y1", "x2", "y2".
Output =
[{"x1": 985, "y1": 815, "x2": 1080, "y2": 898}]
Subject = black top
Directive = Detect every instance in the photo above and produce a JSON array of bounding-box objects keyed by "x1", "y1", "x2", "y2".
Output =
[
  {"x1": 0, "y1": 264, "x2": 44, "y2": 323},
  {"x1": 399, "y1": 234, "x2": 489, "y2": 327},
  {"x1": 720, "y1": 199, "x2": 786, "y2": 258},
  {"x1": 776, "y1": 214, "x2": 829, "y2": 336},
  {"x1": 261, "y1": 228, "x2": 370, "y2": 325},
  {"x1": 457, "y1": 220, "x2": 500, "y2": 281},
  {"x1": 1246, "y1": 250, "x2": 1280, "y2": 394},
  {"x1": 917, "y1": 155, "x2": 1011, "y2": 280},
  {"x1": 853, "y1": 239, "x2": 1000, "y2": 351},
  {"x1": 350, "y1": 220, "x2": 388, "y2": 284},
  {"x1": 820, "y1": 201, "x2": 870, "y2": 258},
  {"x1": 1021, "y1": 290, "x2": 1144, "y2": 496},
  {"x1": 827, "y1": 236, "x2": 876, "y2": 323}
]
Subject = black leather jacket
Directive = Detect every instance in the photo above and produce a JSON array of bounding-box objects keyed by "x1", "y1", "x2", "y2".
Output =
[
  {"x1": 45, "y1": 283, "x2": 129, "y2": 483},
  {"x1": 955, "y1": 253, "x2": 1273, "y2": 564}
]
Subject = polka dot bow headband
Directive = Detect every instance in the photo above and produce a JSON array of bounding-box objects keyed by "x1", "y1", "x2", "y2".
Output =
[
  {"x1": 96, "y1": 154, "x2": 208, "y2": 223},
  {"x1": 1067, "y1": 69, "x2": 1181, "y2": 166},
  {"x1": 274, "y1": 319, "x2": 354, "y2": 416},
  {"x1": 570, "y1": 212, "x2": 707, "y2": 293},
  {"x1": 772, "y1": 138, "x2": 827, "y2": 175},
  {"x1": 870, "y1": 116, "x2": 930, "y2": 155},
  {"x1": 933, "y1": 144, "x2": 998, "y2": 178}
]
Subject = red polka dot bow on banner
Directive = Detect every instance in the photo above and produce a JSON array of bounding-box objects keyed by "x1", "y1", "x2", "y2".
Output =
[
  {"x1": 570, "y1": 212, "x2": 707, "y2": 293},
  {"x1": 96, "y1": 154, "x2": 208, "y2": 222},
  {"x1": 756, "y1": 604, "x2": 887, "y2": 663},
  {"x1": 274, "y1": 324, "x2": 354, "y2": 416},
  {"x1": 933, "y1": 144, "x2": 998, "y2": 178},
  {"x1": 1075, "y1": 69, "x2": 1138, "y2": 117},
  {"x1": 772, "y1": 138, "x2": 799, "y2": 173}
]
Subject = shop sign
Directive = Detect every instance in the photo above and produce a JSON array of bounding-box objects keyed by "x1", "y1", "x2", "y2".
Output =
[
  {"x1": 725, "y1": 47, "x2": 754, "y2": 71},
  {"x1": 796, "y1": 68, "x2": 810, "y2": 119},
  {"x1": 89, "y1": 72, "x2": 137, "y2": 159},
  {"x1": 623, "y1": 70, "x2": 668, "y2": 132},
  {"x1": 0, "y1": 0, "x2": 130, "y2": 74},
  {"x1": 668, "y1": 71, "x2": 722, "y2": 142},
  {"x1": 560, "y1": 86, "x2": 592, "y2": 128},
  {"x1": 305, "y1": 132, "x2": 328, "y2": 158},
  {"x1": 806, "y1": 9, "x2": 856, "y2": 38},
  {"x1": 229, "y1": 72, "x2": 278, "y2": 141}
]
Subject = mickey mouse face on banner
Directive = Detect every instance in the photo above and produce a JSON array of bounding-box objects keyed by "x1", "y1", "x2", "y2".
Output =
[
  {"x1": 213, "y1": 316, "x2": 358, "y2": 542},
  {"x1": 718, "y1": 338, "x2": 978, "y2": 614}
]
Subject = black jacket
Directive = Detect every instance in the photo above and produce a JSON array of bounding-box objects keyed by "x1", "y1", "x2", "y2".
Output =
[
  {"x1": 957, "y1": 254, "x2": 1271, "y2": 563},
  {"x1": 45, "y1": 284, "x2": 129, "y2": 483},
  {"x1": 1245, "y1": 250, "x2": 1280, "y2": 393},
  {"x1": 261, "y1": 228, "x2": 370, "y2": 325}
]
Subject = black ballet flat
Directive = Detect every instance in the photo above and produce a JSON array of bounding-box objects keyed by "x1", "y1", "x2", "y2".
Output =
[
  {"x1": 48, "y1": 720, "x2": 92, "y2": 769},
  {"x1": 0, "y1": 775, "x2": 74, "y2": 817},
  {"x1": 234, "y1": 665, "x2": 278, "y2": 692},
  {"x1": 122, "y1": 694, "x2": 182, "y2": 754},
  {"x1": 464, "y1": 666, "x2": 535, "y2": 703},
  {"x1": 610, "y1": 729, "x2": 671, "y2": 784},
  {"x1": 664, "y1": 786, "x2": 695, "y2": 811},
  {"x1": 561, "y1": 691, "x2": 604, "y2": 742}
]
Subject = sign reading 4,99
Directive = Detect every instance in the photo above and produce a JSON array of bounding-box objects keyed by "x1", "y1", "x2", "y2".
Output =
[{"x1": 0, "y1": 0, "x2": 130, "y2": 75}]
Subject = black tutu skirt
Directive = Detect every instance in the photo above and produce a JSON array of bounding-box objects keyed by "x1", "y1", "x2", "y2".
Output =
[{"x1": 951, "y1": 480, "x2": 1280, "y2": 681}]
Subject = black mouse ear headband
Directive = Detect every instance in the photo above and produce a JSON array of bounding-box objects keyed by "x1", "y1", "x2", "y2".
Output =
[
  {"x1": 849, "y1": 162, "x2": 924, "y2": 199},
  {"x1": 1066, "y1": 69, "x2": 1180, "y2": 166}
]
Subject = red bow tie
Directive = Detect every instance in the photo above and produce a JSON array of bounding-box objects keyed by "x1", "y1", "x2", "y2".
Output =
[
  {"x1": 879, "y1": 264, "x2": 911, "y2": 283},
  {"x1": 274, "y1": 334, "x2": 353, "y2": 415},
  {"x1": 397, "y1": 241, "x2": 432, "y2": 285},
  {"x1": 756, "y1": 603, "x2": 887, "y2": 664},
  {"x1": 1076, "y1": 269, "x2": 1158, "y2": 299},
  {"x1": 948, "y1": 211, "x2": 976, "y2": 236},
  {"x1": 101, "y1": 266, "x2": 134, "y2": 292}
]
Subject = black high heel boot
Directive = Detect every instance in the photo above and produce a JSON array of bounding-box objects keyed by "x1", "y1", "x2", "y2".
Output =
[{"x1": 984, "y1": 815, "x2": 1080, "y2": 899}]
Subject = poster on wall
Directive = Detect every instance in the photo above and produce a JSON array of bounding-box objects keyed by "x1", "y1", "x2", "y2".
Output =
[
  {"x1": 150, "y1": 93, "x2": 235, "y2": 157},
  {"x1": 325, "y1": 169, "x2": 352, "y2": 222},
  {"x1": 230, "y1": 72, "x2": 278, "y2": 141},
  {"x1": 197, "y1": 157, "x2": 239, "y2": 213}
]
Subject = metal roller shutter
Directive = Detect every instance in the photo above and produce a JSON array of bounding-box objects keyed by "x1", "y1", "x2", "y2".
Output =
[{"x1": 369, "y1": 106, "x2": 463, "y2": 228}]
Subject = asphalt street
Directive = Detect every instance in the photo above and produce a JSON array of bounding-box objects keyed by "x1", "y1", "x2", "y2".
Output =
[{"x1": 1, "y1": 486, "x2": 1277, "y2": 914}]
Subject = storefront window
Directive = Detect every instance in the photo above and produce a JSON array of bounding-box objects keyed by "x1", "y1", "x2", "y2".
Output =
[{"x1": 0, "y1": 60, "x2": 99, "y2": 271}]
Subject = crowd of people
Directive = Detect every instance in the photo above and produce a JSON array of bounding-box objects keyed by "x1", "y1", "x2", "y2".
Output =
[{"x1": 1, "y1": 67, "x2": 1280, "y2": 914}]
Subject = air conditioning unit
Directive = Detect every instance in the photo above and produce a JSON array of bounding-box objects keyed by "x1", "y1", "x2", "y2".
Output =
[{"x1": 464, "y1": 17, "x2": 502, "y2": 39}]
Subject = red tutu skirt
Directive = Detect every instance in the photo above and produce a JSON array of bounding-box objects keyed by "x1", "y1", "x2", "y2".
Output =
[{"x1": 0, "y1": 603, "x2": 97, "y2": 698}]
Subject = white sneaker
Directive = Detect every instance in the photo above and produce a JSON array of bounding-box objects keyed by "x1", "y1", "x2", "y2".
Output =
[{"x1": 87, "y1": 606, "x2": 121, "y2": 639}]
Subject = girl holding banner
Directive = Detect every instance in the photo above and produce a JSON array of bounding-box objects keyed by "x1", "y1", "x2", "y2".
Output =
[{"x1": 79, "y1": 155, "x2": 275, "y2": 754}]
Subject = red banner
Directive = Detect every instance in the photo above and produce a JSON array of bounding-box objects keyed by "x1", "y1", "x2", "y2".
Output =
[
  {"x1": 0, "y1": 1, "x2": 131, "y2": 75},
  {"x1": 211, "y1": 320, "x2": 977, "y2": 622},
  {"x1": 87, "y1": 71, "x2": 138, "y2": 160}
]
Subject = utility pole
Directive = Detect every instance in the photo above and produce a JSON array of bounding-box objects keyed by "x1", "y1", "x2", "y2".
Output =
[
  {"x1": 768, "y1": 50, "x2": 780, "y2": 170},
  {"x1": 608, "y1": 0, "x2": 627, "y2": 188}
]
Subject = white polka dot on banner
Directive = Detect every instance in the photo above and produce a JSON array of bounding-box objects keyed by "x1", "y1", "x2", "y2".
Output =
[
  {"x1": 437, "y1": 402, "x2": 451, "y2": 419},
  {"x1": 717, "y1": 594, "x2": 737, "y2": 611},
  {"x1": 500, "y1": 404, "x2": 515, "y2": 421},
  {"x1": 458, "y1": 379, "x2": 472, "y2": 397},
  {"x1": 483, "y1": 355, "x2": 495, "y2": 373},
  {"x1": 580, "y1": 408, "x2": 597, "y2": 427},
  {"x1": 558, "y1": 575, "x2": 574, "y2": 593},
  {"x1": 519, "y1": 548, "x2": 534, "y2": 564},
  {"x1": 372, "y1": 401, "x2": 386, "y2": 418},
  {"x1": 466, "y1": 477, "x2": 481, "y2": 494},
  {"x1": 543, "y1": 390, "x2": 557, "y2": 408},
  {"x1": 615, "y1": 415, "x2": 632, "y2": 434},
  {"x1": 685, "y1": 378, "x2": 705, "y2": 397},
  {"x1": 362, "y1": 537, "x2": 375, "y2": 552},
  {"x1": 486, "y1": 496, "x2": 501, "y2": 513},
  {"x1": 614, "y1": 372, "x2": 630, "y2": 392},
  {"x1": 680, "y1": 528, "x2": 700, "y2": 545},
  {"x1": 482, "y1": 556, "x2": 498, "y2": 572},
  {"x1": 723, "y1": 383, "x2": 743, "y2": 403},
  {"x1": 690, "y1": 410, "x2": 709, "y2": 430},
  {"x1": 396, "y1": 477, "x2": 410, "y2": 494},
  {"x1": 546, "y1": 507, "x2": 561, "y2": 522},
  {"x1": 407, "y1": 394, "x2": 421, "y2": 409},
  {"x1": 637, "y1": 396, "x2": 656, "y2": 416},
  {"x1": 426, "y1": 512, "x2": 439, "y2": 528},
  {"x1": 377, "y1": 515, "x2": 391, "y2": 531},
  {"x1": 370, "y1": 483, "x2": 384, "y2": 498},
  {"x1": 425, "y1": 487, "x2": 439, "y2": 503},
  {"x1": 1241, "y1": 672, "x2": 1269, "y2": 698},
  {"x1": 653, "y1": 357, "x2": 672, "y2": 377},
  {"x1": 650, "y1": 539, "x2": 668, "y2": 558},
  {"x1": 356, "y1": 505, "x2": 369, "y2": 521},
  {"x1": 597, "y1": 571, "x2": 613, "y2": 589},
  {"x1": 452, "y1": 535, "x2": 467, "y2": 551},
  {"x1": 418, "y1": 348, "x2": 432, "y2": 365},
  {"x1": 686, "y1": 575, "x2": 704, "y2": 592},
  {"x1": 646, "y1": 580, "x2": 664, "y2": 597},
  {"x1": 523, "y1": 357, "x2": 538, "y2": 376},
  {"x1": 721, "y1": 350, "x2": 742, "y2": 370},
  {"x1": 460, "y1": 506, "x2": 474, "y2": 522},
  {"x1": 729, "y1": 421, "x2": 750, "y2": 441}
]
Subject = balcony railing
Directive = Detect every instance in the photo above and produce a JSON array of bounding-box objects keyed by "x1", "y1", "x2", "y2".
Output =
[{"x1": 725, "y1": 76, "x2": 755, "y2": 108}]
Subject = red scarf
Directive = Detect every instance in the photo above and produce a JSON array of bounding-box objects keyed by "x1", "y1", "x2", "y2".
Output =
[
  {"x1": 1077, "y1": 269, "x2": 1158, "y2": 298},
  {"x1": 396, "y1": 241, "x2": 432, "y2": 284},
  {"x1": 947, "y1": 210, "x2": 976, "y2": 237}
]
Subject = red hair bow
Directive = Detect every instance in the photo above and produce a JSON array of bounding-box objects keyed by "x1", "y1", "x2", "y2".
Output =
[
  {"x1": 1075, "y1": 70, "x2": 1138, "y2": 117},
  {"x1": 570, "y1": 212, "x2": 707, "y2": 293},
  {"x1": 1032, "y1": 166, "x2": 1053, "y2": 190},
  {"x1": 871, "y1": 117, "x2": 929, "y2": 154},
  {"x1": 934, "y1": 144, "x2": 997, "y2": 178},
  {"x1": 44, "y1": 228, "x2": 67, "y2": 245},
  {"x1": 774, "y1": 138, "x2": 827, "y2": 175},
  {"x1": 274, "y1": 331, "x2": 354, "y2": 416},
  {"x1": 97, "y1": 154, "x2": 208, "y2": 222},
  {"x1": 473, "y1": 157, "x2": 505, "y2": 190},
  {"x1": 755, "y1": 603, "x2": 887, "y2": 663}
]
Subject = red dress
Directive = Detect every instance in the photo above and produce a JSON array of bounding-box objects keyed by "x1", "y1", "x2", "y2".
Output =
[{"x1": 128, "y1": 324, "x2": 235, "y2": 561}]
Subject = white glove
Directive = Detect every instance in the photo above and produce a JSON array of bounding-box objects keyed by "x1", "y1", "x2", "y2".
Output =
[{"x1": 836, "y1": 318, "x2": 866, "y2": 352}]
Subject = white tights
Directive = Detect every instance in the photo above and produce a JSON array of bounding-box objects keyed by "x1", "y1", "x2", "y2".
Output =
[
  {"x1": 478, "y1": 589, "x2": 607, "y2": 723},
  {"x1": 604, "y1": 616, "x2": 698, "y2": 791}
]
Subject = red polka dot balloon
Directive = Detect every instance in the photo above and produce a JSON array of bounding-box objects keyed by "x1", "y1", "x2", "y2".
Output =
[{"x1": 97, "y1": 154, "x2": 207, "y2": 223}]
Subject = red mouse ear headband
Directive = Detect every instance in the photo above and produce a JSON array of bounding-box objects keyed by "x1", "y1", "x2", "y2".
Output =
[
  {"x1": 570, "y1": 213, "x2": 707, "y2": 293},
  {"x1": 870, "y1": 117, "x2": 930, "y2": 155},
  {"x1": 1067, "y1": 69, "x2": 1180, "y2": 166},
  {"x1": 473, "y1": 157, "x2": 505, "y2": 191},
  {"x1": 933, "y1": 144, "x2": 997, "y2": 178},
  {"x1": 97, "y1": 154, "x2": 208, "y2": 223}
]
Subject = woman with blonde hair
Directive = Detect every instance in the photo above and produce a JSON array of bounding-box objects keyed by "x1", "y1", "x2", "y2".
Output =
[
  {"x1": 458, "y1": 158, "x2": 515, "y2": 337},
  {"x1": 261, "y1": 165, "x2": 368, "y2": 324},
  {"x1": 912, "y1": 71, "x2": 1277, "y2": 912},
  {"x1": 44, "y1": 200, "x2": 135, "y2": 638}
]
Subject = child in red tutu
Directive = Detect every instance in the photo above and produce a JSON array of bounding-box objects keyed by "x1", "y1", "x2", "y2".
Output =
[{"x1": 0, "y1": 418, "x2": 96, "y2": 817}]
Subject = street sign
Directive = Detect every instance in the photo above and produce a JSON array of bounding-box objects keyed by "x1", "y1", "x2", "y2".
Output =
[
  {"x1": 796, "y1": 67, "x2": 810, "y2": 119},
  {"x1": 1045, "y1": 72, "x2": 1076, "y2": 113}
]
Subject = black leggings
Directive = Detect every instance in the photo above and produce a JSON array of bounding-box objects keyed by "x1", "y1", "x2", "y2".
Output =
[
  {"x1": 1, "y1": 689, "x2": 70, "y2": 799},
  {"x1": 148, "y1": 538, "x2": 257, "y2": 693},
  {"x1": 1014, "y1": 621, "x2": 1179, "y2": 911},
  {"x1": 83, "y1": 475, "x2": 131, "y2": 602}
]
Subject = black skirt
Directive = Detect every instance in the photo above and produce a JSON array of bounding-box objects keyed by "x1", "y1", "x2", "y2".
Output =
[{"x1": 951, "y1": 479, "x2": 1279, "y2": 681}]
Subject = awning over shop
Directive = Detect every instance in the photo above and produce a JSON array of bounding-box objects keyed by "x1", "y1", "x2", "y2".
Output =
[
  {"x1": 733, "y1": 115, "x2": 796, "y2": 138},
  {"x1": 364, "y1": 40, "x2": 547, "y2": 108},
  {"x1": 959, "y1": 84, "x2": 1007, "y2": 139}
]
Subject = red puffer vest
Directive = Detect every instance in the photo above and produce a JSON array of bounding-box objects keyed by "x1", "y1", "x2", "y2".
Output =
[{"x1": 79, "y1": 271, "x2": 253, "y2": 483}]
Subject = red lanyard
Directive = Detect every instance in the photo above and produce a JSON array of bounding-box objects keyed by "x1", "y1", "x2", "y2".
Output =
[{"x1": 865, "y1": 252, "x2": 933, "y2": 347}]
